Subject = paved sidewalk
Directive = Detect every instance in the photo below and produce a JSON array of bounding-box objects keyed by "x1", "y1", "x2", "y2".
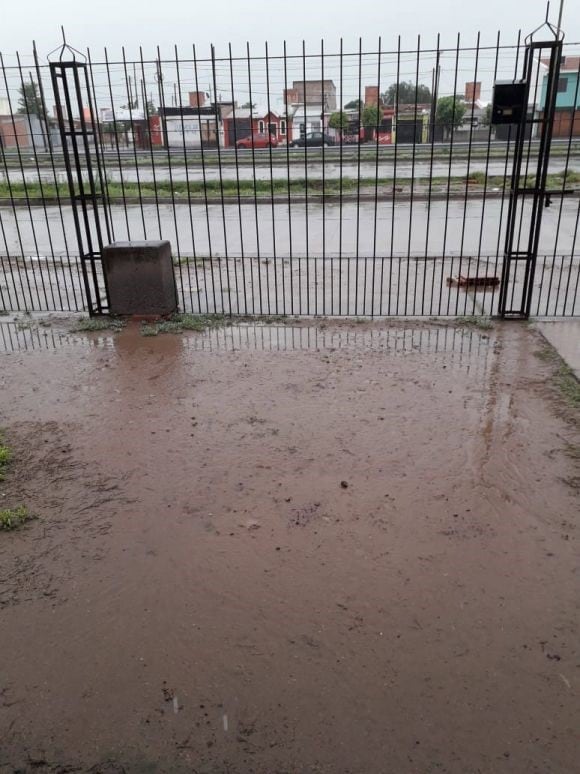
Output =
[{"x1": 536, "y1": 320, "x2": 580, "y2": 378}]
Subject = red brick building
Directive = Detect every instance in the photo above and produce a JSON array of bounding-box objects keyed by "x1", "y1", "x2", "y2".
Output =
[{"x1": 221, "y1": 107, "x2": 292, "y2": 147}]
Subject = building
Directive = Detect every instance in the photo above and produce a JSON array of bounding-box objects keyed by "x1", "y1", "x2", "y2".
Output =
[
  {"x1": 0, "y1": 112, "x2": 49, "y2": 150},
  {"x1": 282, "y1": 80, "x2": 337, "y2": 140},
  {"x1": 221, "y1": 104, "x2": 292, "y2": 147},
  {"x1": 461, "y1": 81, "x2": 488, "y2": 128},
  {"x1": 285, "y1": 80, "x2": 337, "y2": 111},
  {"x1": 539, "y1": 56, "x2": 580, "y2": 137},
  {"x1": 159, "y1": 91, "x2": 223, "y2": 148}
]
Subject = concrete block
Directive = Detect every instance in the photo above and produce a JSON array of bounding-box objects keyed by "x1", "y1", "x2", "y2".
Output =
[{"x1": 102, "y1": 241, "x2": 177, "y2": 316}]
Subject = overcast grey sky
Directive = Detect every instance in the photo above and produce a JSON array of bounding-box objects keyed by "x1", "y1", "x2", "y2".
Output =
[{"x1": 2, "y1": 0, "x2": 579, "y2": 60}]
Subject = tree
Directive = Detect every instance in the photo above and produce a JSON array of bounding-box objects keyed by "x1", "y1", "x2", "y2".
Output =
[
  {"x1": 241, "y1": 101, "x2": 256, "y2": 109},
  {"x1": 145, "y1": 99, "x2": 158, "y2": 116},
  {"x1": 436, "y1": 95, "x2": 466, "y2": 130},
  {"x1": 361, "y1": 104, "x2": 381, "y2": 128},
  {"x1": 481, "y1": 103, "x2": 492, "y2": 126},
  {"x1": 344, "y1": 99, "x2": 363, "y2": 110},
  {"x1": 328, "y1": 111, "x2": 349, "y2": 131},
  {"x1": 382, "y1": 81, "x2": 432, "y2": 105},
  {"x1": 17, "y1": 81, "x2": 44, "y2": 117}
]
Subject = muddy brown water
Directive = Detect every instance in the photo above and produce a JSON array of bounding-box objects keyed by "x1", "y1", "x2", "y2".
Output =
[{"x1": 0, "y1": 320, "x2": 578, "y2": 774}]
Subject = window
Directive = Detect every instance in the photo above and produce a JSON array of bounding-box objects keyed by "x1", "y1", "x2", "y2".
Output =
[
  {"x1": 258, "y1": 120, "x2": 265, "y2": 133},
  {"x1": 557, "y1": 77, "x2": 568, "y2": 93},
  {"x1": 311, "y1": 121, "x2": 321, "y2": 132},
  {"x1": 280, "y1": 120, "x2": 286, "y2": 135}
]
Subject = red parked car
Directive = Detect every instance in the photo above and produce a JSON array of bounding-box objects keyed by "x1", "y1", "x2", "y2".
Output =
[{"x1": 236, "y1": 132, "x2": 278, "y2": 149}]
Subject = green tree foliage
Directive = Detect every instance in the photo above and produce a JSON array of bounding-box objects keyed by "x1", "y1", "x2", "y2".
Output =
[
  {"x1": 328, "y1": 111, "x2": 349, "y2": 131},
  {"x1": 17, "y1": 81, "x2": 44, "y2": 117},
  {"x1": 482, "y1": 103, "x2": 492, "y2": 126},
  {"x1": 344, "y1": 99, "x2": 363, "y2": 110},
  {"x1": 361, "y1": 104, "x2": 381, "y2": 128},
  {"x1": 382, "y1": 81, "x2": 432, "y2": 105},
  {"x1": 436, "y1": 95, "x2": 466, "y2": 128}
]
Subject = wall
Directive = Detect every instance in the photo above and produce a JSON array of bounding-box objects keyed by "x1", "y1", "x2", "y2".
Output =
[
  {"x1": 0, "y1": 114, "x2": 45, "y2": 149},
  {"x1": 540, "y1": 71, "x2": 580, "y2": 110}
]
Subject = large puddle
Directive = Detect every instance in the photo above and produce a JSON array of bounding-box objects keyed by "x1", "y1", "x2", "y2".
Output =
[{"x1": 0, "y1": 320, "x2": 578, "y2": 772}]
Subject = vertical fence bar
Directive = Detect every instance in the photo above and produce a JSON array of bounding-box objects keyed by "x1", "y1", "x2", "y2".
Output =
[
  {"x1": 355, "y1": 38, "x2": 363, "y2": 315},
  {"x1": 339, "y1": 37, "x2": 344, "y2": 316},
  {"x1": 283, "y1": 40, "x2": 293, "y2": 316},
  {"x1": 302, "y1": 40, "x2": 310, "y2": 315},
  {"x1": 321, "y1": 39, "x2": 326, "y2": 317},
  {"x1": 209, "y1": 44, "x2": 230, "y2": 315},
  {"x1": 371, "y1": 36, "x2": 382, "y2": 317},
  {"x1": 175, "y1": 45, "x2": 201, "y2": 313},
  {"x1": 245, "y1": 42, "x2": 260, "y2": 314},
  {"x1": 122, "y1": 48, "x2": 149, "y2": 237},
  {"x1": 441, "y1": 34, "x2": 461, "y2": 315},
  {"x1": 391, "y1": 36, "x2": 401, "y2": 316},
  {"x1": 457, "y1": 31, "x2": 480, "y2": 315},
  {"x1": 265, "y1": 41, "x2": 277, "y2": 316},
  {"x1": 102, "y1": 49, "x2": 131, "y2": 240},
  {"x1": 546, "y1": 55, "x2": 580, "y2": 315},
  {"x1": 227, "y1": 43, "x2": 244, "y2": 315},
  {"x1": 193, "y1": 43, "x2": 217, "y2": 314},
  {"x1": 426, "y1": 34, "x2": 441, "y2": 315},
  {"x1": 407, "y1": 35, "x2": 421, "y2": 315},
  {"x1": 473, "y1": 31, "x2": 502, "y2": 316},
  {"x1": 155, "y1": 47, "x2": 187, "y2": 308}
]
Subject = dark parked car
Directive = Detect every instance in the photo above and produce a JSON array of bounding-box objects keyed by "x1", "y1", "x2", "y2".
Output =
[
  {"x1": 291, "y1": 132, "x2": 335, "y2": 147},
  {"x1": 236, "y1": 132, "x2": 278, "y2": 149}
]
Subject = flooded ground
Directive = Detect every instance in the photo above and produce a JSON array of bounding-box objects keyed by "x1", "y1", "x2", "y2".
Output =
[{"x1": 0, "y1": 319, "x2": 578, "y2": 773}]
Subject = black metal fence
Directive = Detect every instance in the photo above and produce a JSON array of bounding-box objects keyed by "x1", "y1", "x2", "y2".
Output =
[{"x1": 1, "y1": 30, "x2": 579, "y2": 317}]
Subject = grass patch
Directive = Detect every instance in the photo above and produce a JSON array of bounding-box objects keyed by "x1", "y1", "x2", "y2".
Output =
[
  {"x1": 71, "y1": 317, "x2": 125, "y2": 333},
  {"x1": 3, "y1": 169, "x2": 578, "y2": 203},
  {"x1": 0, "y1": 437, "x2": 10, "y2": 480},
  {"x1": 535, "y1": 343, "x2": 580, "y2": 409},
  {"x1": 141, "y1": 313, "x2": 228, "y2": 336},
  {"x1": 563, "y1": 443, "x2": 580, "y2": 460},
  {"x1": 0, "y1": 505, "x2": 32, "y2": 531},
  {"x1": 237, "y1": 314, "x2": 289, "y2": 325},
  {"x1": 454, "y1": 316, "x2": 494, "y2": 331},
  {"x1": 555, "y1": 364, "x2": 580, "y2": 408},
  {"x1": 140, "y1": 313, "x2": 289, "y2": 336}
]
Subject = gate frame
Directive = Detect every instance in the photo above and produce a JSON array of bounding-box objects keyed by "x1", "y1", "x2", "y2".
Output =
[
  {"x1": 49, "y1": 37, "x2": 111, "y2": 315},
  {"x1": 498, "y1": 21, "x2": 564, "y2": 319}
]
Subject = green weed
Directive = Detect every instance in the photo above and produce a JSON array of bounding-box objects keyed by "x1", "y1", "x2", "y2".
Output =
[
  {"x1": 0, "y1": 505, "x2": 32, "y2": 531},
  {"x1": 555, "y1": 364, "x2": 580, "y2": 408},
  {"x1": 455, "y1": 316, "x2": 494, "y2": 331},
  {"x1": 535, "y1": 344, "x2": 580, "y2": 409},
  {"x1": 141, "y1": 313, "x2": 228, "y2": 336},
  {"x1": 0, "y1": 439, "x2": 10, "y2": 480},
  {"x1": 71, "y1": 317, "x2": 125, "y2": 333}
]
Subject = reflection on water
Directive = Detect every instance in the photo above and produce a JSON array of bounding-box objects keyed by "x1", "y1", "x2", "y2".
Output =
[
  {"x1": 0, "y1": 323, "x2": 116, "y2": 353},
  {"x1": 0, "y1": 320, "x2": 493, "y2": 368}
]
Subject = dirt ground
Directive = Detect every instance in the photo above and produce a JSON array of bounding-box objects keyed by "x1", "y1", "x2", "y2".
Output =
[{"x1": 0, "y1": 318, "x2": 578, "y2": 774}]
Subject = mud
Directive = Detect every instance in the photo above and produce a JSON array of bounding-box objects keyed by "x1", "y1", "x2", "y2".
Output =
[{"x1": 0, "y1": 319, "x2": 578, "y2": 773}]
